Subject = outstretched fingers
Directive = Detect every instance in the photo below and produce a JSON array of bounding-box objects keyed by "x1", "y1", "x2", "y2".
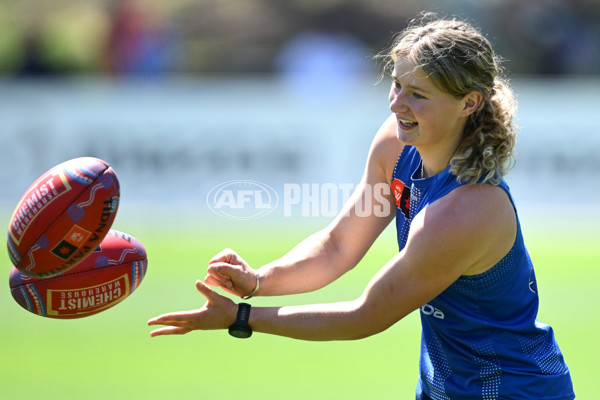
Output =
[
  {"x1": 149, "y1": 326, "x2": 192, "y2": 337},
  {"x1": 147, "y1": 280, "x2": 236, "y2": 337},
  {"x1": 147, "y1": 311, "x2": 198, "y2": 337},
  {"x1": 147, "y1": 310, "x2": 200, "y2": 327}
]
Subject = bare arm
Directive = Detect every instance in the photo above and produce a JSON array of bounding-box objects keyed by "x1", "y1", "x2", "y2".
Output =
[
  {"x1": 205, "y1": 115, "x2": 402, "y2": 297},
  {"x1": 149, "y1": 184, "x2": 516, "y2": 339},
  {"x1": 245, "y1": 184, "x2": 516, "y2": 340}
]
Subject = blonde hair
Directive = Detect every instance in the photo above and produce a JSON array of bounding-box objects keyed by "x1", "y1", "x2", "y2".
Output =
[{"x1": 384, "y1": 15, "x2": 517, "y2": 185}]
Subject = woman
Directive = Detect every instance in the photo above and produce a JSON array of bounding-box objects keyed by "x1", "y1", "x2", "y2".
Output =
[{"x1": 148, "y1": 16, "x2": 575, "y2": 399}]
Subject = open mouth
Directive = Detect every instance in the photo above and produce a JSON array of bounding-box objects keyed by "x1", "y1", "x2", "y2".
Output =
[{"x1": 398, "y1": 118, "x2": 418, "y2": 129}]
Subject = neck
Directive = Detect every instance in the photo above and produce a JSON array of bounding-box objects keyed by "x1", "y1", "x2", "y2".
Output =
[{"x1": 418, "y1": 140, "x2": 462, "y2": 178}]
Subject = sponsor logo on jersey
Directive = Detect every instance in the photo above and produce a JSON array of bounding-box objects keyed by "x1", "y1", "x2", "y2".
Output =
[
  {"x1": 392, "y1": 178, "x2": 411, "y2": 219},
  {"x1": 421, "y1": 303, "x2": 445, "y2": 319},
  {"x1": 529, "y1": 267, "x2": 538, "y2": 294}
]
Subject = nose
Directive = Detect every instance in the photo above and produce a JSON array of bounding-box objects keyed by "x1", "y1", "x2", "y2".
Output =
[{"x1": 389, "y1": 87, "x2": 408, "y2": 113}]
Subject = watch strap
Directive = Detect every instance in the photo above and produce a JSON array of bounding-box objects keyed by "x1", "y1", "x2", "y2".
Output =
[{"x1": 228, "y1": 302, "x2": 252, "y2": 338}]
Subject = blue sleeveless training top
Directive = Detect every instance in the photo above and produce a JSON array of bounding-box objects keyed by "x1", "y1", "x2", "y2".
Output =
[{"x1": 392, "y1": 146, "x2": 575, "y2": 400}]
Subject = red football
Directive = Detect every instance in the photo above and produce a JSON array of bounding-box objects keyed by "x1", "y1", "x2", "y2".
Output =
[
  {"x1": 9, "y1": 230, "x2": 148, "y2": 319},
  {"x1": 6, "y1": 157, "x2": 119, "y2": 278}
]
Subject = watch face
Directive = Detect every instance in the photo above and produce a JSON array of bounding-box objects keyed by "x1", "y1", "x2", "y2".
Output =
[{"x1": 229, "y1": 326, "x2": 252, "y2": 339}]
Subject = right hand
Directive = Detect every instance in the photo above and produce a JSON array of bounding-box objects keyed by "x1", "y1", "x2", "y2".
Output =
[
  {"x1": 148, "y1": 280, "x2": 238, "y2": 337},
  {"x1": 204, "y1": 248, "x2": 258, "y2": 298}
]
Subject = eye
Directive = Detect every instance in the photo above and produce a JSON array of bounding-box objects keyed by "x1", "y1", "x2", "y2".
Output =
[
  {"x1": 393, "y1": 80, "x2": 401, "y2": 89},
  {"x1": 413, "y1": 92, "x2": 426, "y2": 100}
]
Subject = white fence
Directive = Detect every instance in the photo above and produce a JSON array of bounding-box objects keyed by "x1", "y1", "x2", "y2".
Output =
[{"x1": 1, "y1": 76, "x2": 599, "y2": 219}]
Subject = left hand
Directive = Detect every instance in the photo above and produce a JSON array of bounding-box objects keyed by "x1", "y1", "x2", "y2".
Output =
[
  {"x1": 147, "y1": 280, "x2": 238, "y2": 337},
  {"x1": 205, "y1": 248, "x2": 258, "y2": 298}
]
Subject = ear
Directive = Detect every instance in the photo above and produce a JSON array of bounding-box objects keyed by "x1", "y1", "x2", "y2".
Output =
[{"x1": 460, "y1": 91, "x2": 484, "y2": 117}]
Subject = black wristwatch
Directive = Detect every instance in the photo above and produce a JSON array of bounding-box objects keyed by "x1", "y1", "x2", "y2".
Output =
[{"x1": 228, "y1": 302, "x2": 252, "y2": 338}]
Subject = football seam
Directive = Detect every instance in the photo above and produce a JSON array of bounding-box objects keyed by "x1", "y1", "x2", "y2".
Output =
[{"x1": 10, "y1": 257, "x2": 147, "y2": 290}]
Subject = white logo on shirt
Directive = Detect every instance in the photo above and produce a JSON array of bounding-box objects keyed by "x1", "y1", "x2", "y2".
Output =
[{"x1": 421, "y1": 304, "x2": 445, "y2": 319}]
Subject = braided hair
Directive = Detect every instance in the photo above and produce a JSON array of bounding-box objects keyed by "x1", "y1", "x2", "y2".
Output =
[{"x1": 384, "y1": 14, "x2": 517, "y2": 185}]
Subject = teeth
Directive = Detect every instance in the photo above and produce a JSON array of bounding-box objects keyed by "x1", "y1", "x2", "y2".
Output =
[{"x1": 399, "y1": 118, "x2": 417, "y2": 126}]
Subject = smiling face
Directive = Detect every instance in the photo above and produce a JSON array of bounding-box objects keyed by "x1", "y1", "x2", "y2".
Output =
[
  {"x1": 389, "y1": 58, "x2": 470, "y2": 154},
  {"x1": 383, "y1": 18, "x2": 513, "y2": 183}
]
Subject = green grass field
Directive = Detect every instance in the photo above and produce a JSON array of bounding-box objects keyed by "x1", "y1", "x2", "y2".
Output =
[{"x1": 1, "y1": 210, "x2": 597, "y2": 399}]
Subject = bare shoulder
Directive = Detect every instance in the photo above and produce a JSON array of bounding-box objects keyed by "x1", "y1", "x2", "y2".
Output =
[
  {"x1": 440, "y1": 183, "x2": 515, "y2": 228},
  {"x1": 358, "y1": 182, "x2": 518, "y2": 322},
  {"x1": 412, "y1": 183, "x2": 517, "y2": 276},
  {"x1": 366, "y1": 114, "x2": 404, "y2": 184}
]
